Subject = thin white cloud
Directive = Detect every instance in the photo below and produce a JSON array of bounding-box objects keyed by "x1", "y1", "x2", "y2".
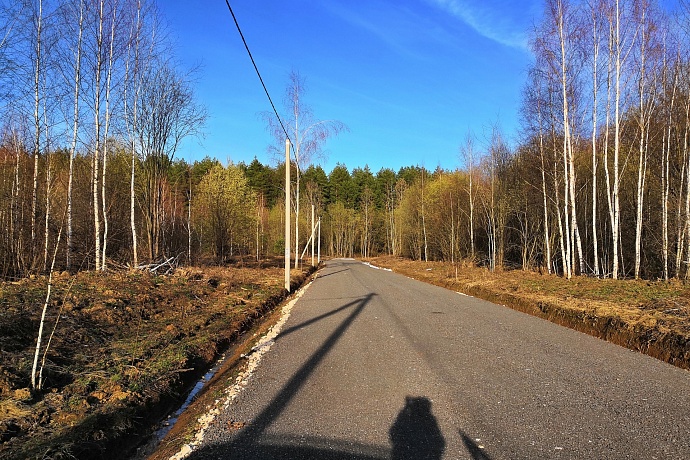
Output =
[
  {"x1": 320, "y1": 1, "x2": 415, "y2": 58},
  {"x1": 428, "y1": 0, "x2": 530, "y2": 51},
  {"x1": 320, "y1": 0, "x2": 457, "y2": 60}
]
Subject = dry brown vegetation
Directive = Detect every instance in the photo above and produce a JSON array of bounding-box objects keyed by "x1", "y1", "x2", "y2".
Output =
[
  {"x1": 369, "y1": 256, "x2": 690, "y2": 370},
  {"x1": 0, "y1": 260, "x2": 313, "y2": 460}
]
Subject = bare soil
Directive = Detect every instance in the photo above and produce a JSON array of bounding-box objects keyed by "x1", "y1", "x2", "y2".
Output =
[
  {"x1": 0, "y1": 259, "x2": 313, "y2": 460},
  {"x1": 368, "y1": 256, "x2": 690, "y2": 370}
]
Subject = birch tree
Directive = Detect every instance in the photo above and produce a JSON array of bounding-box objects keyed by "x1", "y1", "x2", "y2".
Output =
[
  {"x1": 660, "y1": 39, "x2": 678, "y2": 280},
  {"x1": 588, "y1": 0, "x2": 603, "y2": 276},
  {"x1": 632, "y1": 0, "x2": 661, "y2": 279},
  {"x1": 608, "y1": 0, "x2": 635, "y2": 279},
  {"x1": 63, "y1": 0, "x2": 84, "y2": 271},
  {"x1": 30, "y1": 0, "x2": 44, "y2": 268},
  {"x1": 263, "y1": 70, "x2": 346, "y2": 268},
  {"x1": 460, "y1": 131, "x2": 476, "y2": 260}
]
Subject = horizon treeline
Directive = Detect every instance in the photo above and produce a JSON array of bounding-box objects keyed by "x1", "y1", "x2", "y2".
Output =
[{"x1": 4, "y1": 0, "x2": 690, "y2": 281}]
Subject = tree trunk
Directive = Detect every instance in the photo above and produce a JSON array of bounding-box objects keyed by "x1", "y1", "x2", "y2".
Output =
[
  {"x1": 539, "y1": 126, "x2": 551, "y2": 274},
  {"x1": 591, "y1": 4, "x2": 600, "y2": 276},
  {"x1": 42, "y1": 141, "x2": 50, "y2": 273},
  {"x1": 557, "y1": 0, "x2": 573, "y2": 278},
  {"x1": 612, "y1": 0, "x2": 623, "y2": 279},
  {"x1": 31, "y1": 0, "x2": 44, "y2": 270},
  {"x1": 100, "y1": 0, "x2": 118, "y2": 270},
  {"x1": 93, "y1": 0, "x2": 106, "y2": 271},
  {"x1": 67, "y1": 0, "x2": 84, "y2": 272},
  {"x1": 663, "y1": 57, "x2": 678, "y2": 280}
]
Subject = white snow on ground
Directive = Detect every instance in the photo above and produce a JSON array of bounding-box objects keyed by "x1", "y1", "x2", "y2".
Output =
[
  {"x1": 168, "y1": 281, "x2": 313, "y2": 460},
  {"x1": 362, "y1": 261, "x2": 392, "y2": 272}
]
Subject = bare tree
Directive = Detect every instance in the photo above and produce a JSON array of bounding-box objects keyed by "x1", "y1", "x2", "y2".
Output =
[
  {"x1": 123, "y1": 0, "x2": 152, "y2": 268},
  {"x1": 31, "y1": 223, "x2": 62, "y2": 390},
  {"x1": 99, "y1": 0, "x2": 126, "y2": 270},
  {"x1": 263, "y1": 70, "x2": 346, "y2": 268},
  {"x1": 460, "y1": 131, "x2": 476, "y2": 260},
  {"x1": 63, "y1": 0, "x2": 84, "y2": 271},
  {"x1": 30, "y1": 0, "x2": 44, "y2": 268},
  {"x1": 632, "y1": 0, "x2": 661, "y2": 279},
  {"x1": 608, "y1": 0, "x2": 636, "y2": 279},
  {"x1": 90, "y1": 0, "x2": 107, "y2": 270},
  {"x1": 134, "y1": 60, "x2": 206, "y2": 261},
  {"x1": 661, "y1": 38, "x2": 679, "y2": 280},
  {"x1": 588, "y1": 0, "x2": 604, "y2": 276}
]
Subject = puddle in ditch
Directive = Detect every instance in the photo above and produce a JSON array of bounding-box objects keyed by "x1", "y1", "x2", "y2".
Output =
[{"x1": 154, "y1": 358, "x2": 224, "y2": 441}]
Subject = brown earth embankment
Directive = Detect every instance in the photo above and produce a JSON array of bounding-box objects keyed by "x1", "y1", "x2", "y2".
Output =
[{"x1": 0, "y1": 260, "x2": 315, "y2": 460}]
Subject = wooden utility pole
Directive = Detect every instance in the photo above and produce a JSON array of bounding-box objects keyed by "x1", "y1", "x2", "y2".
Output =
[{"x1": 285, "y1": 139, "x2": 291, "y2": 291}]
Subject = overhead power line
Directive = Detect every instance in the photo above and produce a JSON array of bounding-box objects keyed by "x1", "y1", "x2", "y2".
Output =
[{"x1": 223, "y1": 0, "x2": 295, "y2": 157}]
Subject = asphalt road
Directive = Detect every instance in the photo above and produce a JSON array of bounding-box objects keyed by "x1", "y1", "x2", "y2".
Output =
[{"x1": 186, "y1": 259, "x2": 690, "y2": 459}]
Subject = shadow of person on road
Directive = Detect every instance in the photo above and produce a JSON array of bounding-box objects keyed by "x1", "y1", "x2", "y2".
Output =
[{"x1": 389, "y1": 396, "x2": 445, "y2": 460}]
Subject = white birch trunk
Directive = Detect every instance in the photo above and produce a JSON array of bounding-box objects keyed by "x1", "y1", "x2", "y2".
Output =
[
  {"x1": 31, "y1": 227, "x2": 62, "y2": 390},
  {"x1": 557, "y1": 0, "x2": 573, "y2": 278},
  {"x1": 67, "y1": 0, "x2": 84, "y2": 272},
  {"x1": 42, "y1": 125, "x2": 50, "y2": 273},
  {"x1": 92, "y1": 0, "x2": 105, "y2": 271},
  {"x1": 663, "y1": 57, "x2": 678, "y2": 280},
  {"x1": 126, "y1": 1, "x2": 142, "y2": 269},
  {"x1": 634, "y1": 4, "x2": 649, "y2": 280},
  {"x1": 677, "y1": 140, "x2": 687, "y2": 277},
  {"x1": 591, "y1": 4, "x2": 600, "y2": 276},
  {"x1": 612, "y1": 0, "x2": 623, "y2": 280},
  {"x1": 538, "y1": 117, "x2": 551, "y2": 274},
  {"x1": 603, "y1": 17, "x2": 615, "y2": 277},
  {"x1": 31, "y1": 0, "x2": 44, "y2": 268},
  {"x1": 100, "y1": 0, "x2": 118, "y2": 271}
]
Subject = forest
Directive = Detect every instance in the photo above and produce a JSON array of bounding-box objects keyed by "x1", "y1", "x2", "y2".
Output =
[{"x1": 2, "y1": 0, "x2": 690, "y2": 281}]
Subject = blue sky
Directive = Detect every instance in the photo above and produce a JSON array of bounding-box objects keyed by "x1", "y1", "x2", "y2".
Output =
[{"x1": 158, "y1": 0, "x2": 542, "y2": 173}]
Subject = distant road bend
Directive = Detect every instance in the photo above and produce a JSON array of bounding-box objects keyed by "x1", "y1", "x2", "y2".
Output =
[{"x1": 186, "y1": 258, "x2": 690, "y2": 459}]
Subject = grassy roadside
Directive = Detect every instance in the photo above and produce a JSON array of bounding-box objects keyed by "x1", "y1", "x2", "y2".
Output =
[
  {"x1": 368, "y1": 256, "x2": 690, "y2": 370},
  {"x1": 0, "y1": 259, "x2": 314, "y2": 460}
]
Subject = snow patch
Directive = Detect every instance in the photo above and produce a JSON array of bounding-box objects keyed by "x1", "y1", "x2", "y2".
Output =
[{"x1": 362, "y1": 262, "x2": 392, "y2": 272}]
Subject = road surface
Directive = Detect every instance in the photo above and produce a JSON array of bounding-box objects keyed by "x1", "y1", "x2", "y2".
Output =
[{"x1": 185, "y1": 258, "x2": 690, "y2": 459}]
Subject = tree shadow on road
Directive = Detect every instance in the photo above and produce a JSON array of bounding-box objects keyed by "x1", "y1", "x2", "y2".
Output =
[
  {"x1": 187, "y1": 293, "x2": 376, "y2": 459},
  {"x1": 275, "y1": 295, "x2": 369, "y2": 340},
  {"x1": 313, "y1": 268, "x2": 349, "y2": 279},
  {"x1": 460, "y1": 430, "x2": 493, "y2": 460}
]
